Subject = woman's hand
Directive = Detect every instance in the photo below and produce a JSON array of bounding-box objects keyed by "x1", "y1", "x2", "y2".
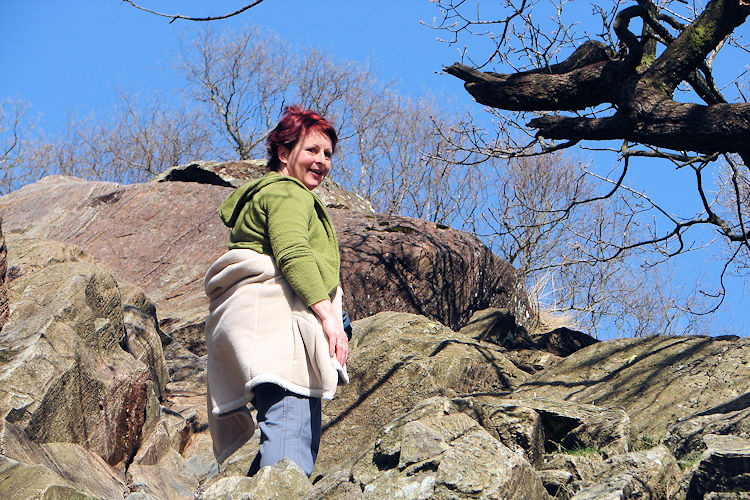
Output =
[{"x1": 309, "y1": 299, "x2": 348, "y2": 366}]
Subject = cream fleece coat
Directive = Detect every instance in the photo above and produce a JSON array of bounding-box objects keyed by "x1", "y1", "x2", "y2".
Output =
[{"x1": 204, "y1": 248, "x2": 348, "y2": 463}]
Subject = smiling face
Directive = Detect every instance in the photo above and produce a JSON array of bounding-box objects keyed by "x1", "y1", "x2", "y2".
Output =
[{"x1": 277, "y1": 129, "x2": 333, "y2": 191}]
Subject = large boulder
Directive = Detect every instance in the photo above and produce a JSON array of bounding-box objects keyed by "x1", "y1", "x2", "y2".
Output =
[
  {"x1": 0, "y1": 419, "x2": 128, "y2": 499},
  {"x1": 0, "y1": 237, "x2": 161, "y2": 467},
  {"x1": 569, "y1": 445, "x2": 682, "y2": 500},
  {"x1": 201, "y1": 458, "x2": 312, "y2": 499},
  {"x1": 315, "y1": 311, "x2": 529, "y2": 475},
  {"x1": 336, "y1": 214, "x2": 531, "y2": 331},
  {"x1": 682, "y1": 434, "x2": 750, "y2": 499},
  {"x1": 309, "y1": 396, "x2": 550, "y2": 499},
  {"x1": 511, "y1": 335, "x2": 750, "y2": 446},
  {"x1": 0, "y1": 174, "x2": 531, "y2": 353}
]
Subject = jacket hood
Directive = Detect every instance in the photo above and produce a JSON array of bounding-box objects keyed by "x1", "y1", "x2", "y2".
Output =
[{"x1": 220, "y1": 171, "x2": 310, "y2": 228}]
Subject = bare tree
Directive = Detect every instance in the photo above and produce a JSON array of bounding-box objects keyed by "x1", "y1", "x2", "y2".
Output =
[
  {"x1": 430, "y1": 0, "x2": 750, "y2": 321},
  {"x1": 439, "y1": 0, "x2": 750, "y2": 247},
  {"x1": 178, "y1": 27, "x2": 478, "y2": 225},
  {"x1": 0, "y1": 100, "x2": 49, "y2": 195},
  {"x1": 177, "y1": 27, "x2": 294, "y2": 160},
  {"x1": 478, "y1": 151, "x2": 717, "y2": 336},
  {"x1": 39, "y1": 92, "x2": 212, "y2": 184}
]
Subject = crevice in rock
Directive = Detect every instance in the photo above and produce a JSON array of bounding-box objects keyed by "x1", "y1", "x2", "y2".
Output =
[
  {"x1": 89, "y1": 190, "x2": 124, "y2": 206},
  {"x1": 373, "y1": 450, "x2": 400, "y2": 471},
  {"x1": 157, "y1": 164, "x2": 233, "y2": 187},
  {"x1": 403, "y1": 458, "x2": 440, "y2": 476}
]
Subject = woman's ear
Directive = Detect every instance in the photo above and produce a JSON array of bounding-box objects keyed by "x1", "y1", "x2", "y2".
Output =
[{"x1": 277, "y1": 145, "x2": 290, "y2": 166}]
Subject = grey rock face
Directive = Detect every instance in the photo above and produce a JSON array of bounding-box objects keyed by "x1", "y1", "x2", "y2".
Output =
[
  {"x1": 512, "y1": 335, "x2": 750, "y2": 446},
  {"x1": 0, "y1": 457, "x2": 100, "y2": 500},
  {"x1": 664, "y1": 398, "x2": 750, "y2": 461},
  {"x1": 0, "y1": 420, "x2": 129, "y2": 499},
  {"x1": 310, "y1": 396, "x2": 550, "y2": 499},
  {"x1": 570, "y1": 445, "x2": 681, "y2": 500},
  {"x1": 201, "y1": 458, "x2": 312, "y2": 499},
  {"x1": 316, "y1": 311, "x2": 529, "y2": 475},
  {"x1": 460, "y1": 396, "x2": 631, "y2": 466},
  {"x1": 684, "y1": 434, "x2": 750, "y2": 500},
  {"x1": 0, "y1": 241, "x2": 159, "y2": 467}
]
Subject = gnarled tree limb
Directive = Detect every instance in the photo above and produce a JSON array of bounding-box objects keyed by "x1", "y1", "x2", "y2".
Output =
[{"x1": 446, "y1": 0, "x2": 750, "y2": 156}]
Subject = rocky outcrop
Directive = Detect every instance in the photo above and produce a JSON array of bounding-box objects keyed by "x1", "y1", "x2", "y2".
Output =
[
  {"x1": 681, "y1": 434, "x2": 750, "y2": 499},
  {"x1": 0, "y1": 175, "x2": 531, "y2": 352},
  {"x1": 459, "y1": 308, "x2": 598, "y2": 356},
  {"x1": 0, "y1": 264, "x2": 746, "y2": 499},
  {"x1": 315, "y1": 311, "x2": 529, "y2": 475},
  {"x1": 1, "y1": 172, "x2": 747, "y2": 499},
  {"x1": 312, "y1": 396, "x2": 550, "y2": 499},
  {"x1": 511, "y1": 335, "x2": 750, "y2": 445},
  {"x1": 0, "y1": 237, "x2": 163, "y2": 468},
  {"x1": 154, "y1": 160, "x2": 375, "y2": 212}
]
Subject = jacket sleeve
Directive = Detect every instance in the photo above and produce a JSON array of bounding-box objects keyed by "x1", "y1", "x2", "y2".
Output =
[{"x1": 259, "y1": 182, "x2": 330, "y2": 307}]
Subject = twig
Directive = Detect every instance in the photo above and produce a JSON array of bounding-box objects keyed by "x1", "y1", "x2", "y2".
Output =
[{"x1": 121, "y1": 0, "x2": 266, "y2": 23}]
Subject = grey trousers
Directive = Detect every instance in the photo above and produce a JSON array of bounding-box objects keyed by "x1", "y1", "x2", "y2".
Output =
[{"x1": 247, "y1": 383, "x2": 322, "y2": 477}]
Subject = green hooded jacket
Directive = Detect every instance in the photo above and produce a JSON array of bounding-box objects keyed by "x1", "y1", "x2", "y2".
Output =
[{"x1": 219, "y1": 171, "x2": 340, "y2": 307}]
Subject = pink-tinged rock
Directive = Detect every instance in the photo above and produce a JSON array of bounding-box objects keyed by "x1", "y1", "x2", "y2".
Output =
[
  {"x1": 0, "y1": 238, "x2": 160, "y2": 467},
  {"x1": 0, "y1": 175, "x2": 530, "y2": 353}
]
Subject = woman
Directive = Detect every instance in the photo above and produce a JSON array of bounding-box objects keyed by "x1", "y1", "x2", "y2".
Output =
[{"x1": 203, "y1": 105, "x2": 349, "y2": 477}]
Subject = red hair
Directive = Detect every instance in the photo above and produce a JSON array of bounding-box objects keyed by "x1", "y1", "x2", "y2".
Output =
[{"x1": 266, "y1": 105, "x2": 338, "y2": 171}]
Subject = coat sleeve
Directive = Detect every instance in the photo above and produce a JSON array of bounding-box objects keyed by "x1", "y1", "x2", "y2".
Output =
[{"x1": 259, "y1": 183, "x2": 330, "y2": 306}]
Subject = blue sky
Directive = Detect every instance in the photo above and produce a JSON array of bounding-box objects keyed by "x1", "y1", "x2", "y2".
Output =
[
  {"x1": 1, "y1": 0, "x2": 747, "y2": 337},
  {"x1": 0, "y1": 0, "x2": 462, "y2": 125}
]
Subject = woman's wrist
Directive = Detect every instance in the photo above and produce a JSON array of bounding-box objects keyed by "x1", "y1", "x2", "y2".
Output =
[{"x1": 309, "y1": 299, "x2": 336, "y2": 321}]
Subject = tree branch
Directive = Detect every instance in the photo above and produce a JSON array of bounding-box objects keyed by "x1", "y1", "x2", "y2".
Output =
[
  {"x1": 445, "y1": 57, "x2": 624, "y2": 111},
  {"x1": 121, "y1": 0, "x2": 266, "y2": 23},
  {"x1": 529, "y1": 101, "x2": 750, "y2": 154},
  {"x1": 643, "y1": 0, "x2": 749, "y2": 93}
]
